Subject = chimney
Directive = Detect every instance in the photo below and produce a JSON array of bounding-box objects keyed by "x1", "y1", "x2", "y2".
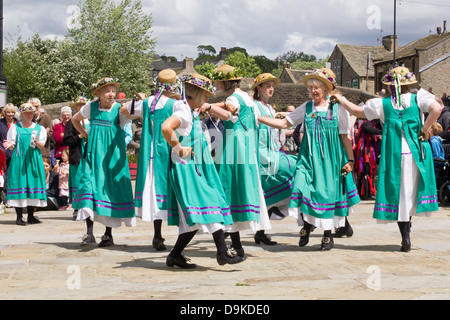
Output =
[
  {"x1": 219, "y1": 47, "x2": 228, "y2": 60},
  {"x1": 444, "y1": 21, "x2": 447, "y2": 33},
  {"x1": 184, "y1": 58, "x2": 194, "y2": 72},
  {"x1": 382, "y1": 35, "x2": 398, "y2": 52}
]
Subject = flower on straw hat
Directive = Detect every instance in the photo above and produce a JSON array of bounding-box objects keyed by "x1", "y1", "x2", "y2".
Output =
[
  {"x1": 181, "y1": 73, "x2": 216, "y2": 96},
  {"x1": 70, "y1": 96, "x2": 89, "y2": 108},
  {"x1": 382, "y1": 67, "x2": 417, "y2": 86},
  {"x1": 251, "y1": 73, "x2": 281, "y2": 90},
  {"x1": 156, "y1": 69, "x2": 182, "y2": 98},
  {"x1": 208, "y1": 64, "x2": 244, "y2": 81},
  {"x1": 302, "y1": 68, "x2": 337, "y2": 92},
  {"x1": 90, "y1": 77, "x2": 120, "y2": 96},
  {"x1": 19, "y1": 103, "x2": 35, "y2": 113}
]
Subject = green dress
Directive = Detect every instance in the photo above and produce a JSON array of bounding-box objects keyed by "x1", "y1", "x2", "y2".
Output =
[
  {"x1": 290, "y1": 101, "x2": 360, "y2": 221},
  {"x1": 73, "y1": 102, "x2": 135, "y2": 225},
  {"x1": 167, "y1": 109, "x2": 233, "y2": 230},
  {"x1": 373, "y1": 95, "x2": 438, "y2": 221},
  {"x1": 135, "y1": 97, "x2": 176, "y2": 217},
  {"x1": 215, "y1": 92, "x2": 270, "y2": 230},
  {"x1": 7, "y1": 123, "x2": 47, "y2": 206},
  {"x1": 254, "y1": 101, "x2": 296, "y2": 212}
]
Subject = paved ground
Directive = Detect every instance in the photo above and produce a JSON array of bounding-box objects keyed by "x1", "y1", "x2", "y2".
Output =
[{"x1": 0, "y1": 201, "x2": 449, "y2": 302}]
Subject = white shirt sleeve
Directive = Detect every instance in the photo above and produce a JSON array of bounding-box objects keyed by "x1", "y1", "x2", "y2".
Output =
[
  {"x1": 338, "y1": 105, "x2": 351, "y2": 135},
  {"x1": 417, "y1": 88, "x2": 436, "y2": 113},
  {"x1": 172, "y1": 101, "x2": 193, "y2": 137},
  {"x1": 38, "y1": 124, "x2": 47, "y2": 144},
  {"x1": 363, "y1": 98, "x2": 384, "y2": 122},
  {"x1": 226, "y1": 95, "x2": 240, "y2": 124},
  {"x1": 127, "y1": 99, "x2": 144, "y2": 117},
  {"x1": 79, "y1": 102, "x2": 91, "y2": 120},
  {"x1": 6, "y1": 124, "x2": 17, "y2": 145},
  {"x1": 286, "y1": 102, "x2": 307, "y2": 127}
]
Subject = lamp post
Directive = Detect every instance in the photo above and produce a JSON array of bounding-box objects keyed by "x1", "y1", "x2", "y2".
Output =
[
  {"x1": 392, "y1": 0, "x2": 398, "y2": 68},
  {"x1": 0, "y1": 0, "x2": 7, "y2": 107}
]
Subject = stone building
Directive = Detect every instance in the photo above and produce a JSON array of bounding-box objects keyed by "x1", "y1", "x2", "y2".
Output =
[
  {"x1": 328, "y1": 41, "x2": 390, "y2": 93},
  {"x1": 373, "y1": 30, "x2": 450, "y2": 96}
]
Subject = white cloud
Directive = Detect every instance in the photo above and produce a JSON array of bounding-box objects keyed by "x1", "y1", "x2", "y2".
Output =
[{"x1": 3, "y1": 0, "x2": 449, "y2": 60}]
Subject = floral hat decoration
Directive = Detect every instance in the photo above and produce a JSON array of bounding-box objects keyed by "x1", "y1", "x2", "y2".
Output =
[
  {"x1": 382, "y1": 66, "x2": 417, "y2": 86},
  {"x1": 181, "y1": 73, "x2": 217, "y2": 97},
  {"x1": 156, "y1": 69, "x2": 182, "y2": 99},
  {"x1": 302, "y1": 68, "x2": 337, "y2": 92},
  {"x1": 70, "y1": 96, "x2": 89, "y2": 109},
  {"x1": 19, "y1": 103, "x2": 36, "y2": 113},
  {"x1": 90, "y1": 77, "x2": 120, "y2": 96},
  {"x1": 251, "y1": 73, "x2": 281, "y2": 90},
  {"x1": 208, "y1": 64, "x2": 244, "y2": 82},
  {"x1": 382, "y1": 66, "x2": 418, "y2": 109}
]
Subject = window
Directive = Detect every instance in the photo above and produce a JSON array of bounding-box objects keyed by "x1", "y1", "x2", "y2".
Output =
[
  {"x1": 333, "y1": 60, "x2": 341, "y2": 75},
  {"x1": 352, "y1": 78, "x2": 360, "y2": 89}
]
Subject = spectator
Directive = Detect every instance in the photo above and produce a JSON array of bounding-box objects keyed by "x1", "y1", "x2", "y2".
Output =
[
  {"x1": 0, "y1": 103, "x2": 18, "y2": 192},
  {"x1": 53, "y1": 106, "x2": 72, "y2": 160},
  {"x1": 29, "y1": 98, "x2": 53, "y2": 160},
  {"x1": 442, "y1": 93, "x2": 450, "y2": 107},
  {"x1": 4, "y1": 103, "x2": 48, "y2": 225},
  {"x1": 35, "y1": 157, "x2": 60, "y2": 212},
  {"x1": 117, "y1": 89, "x2": 126, "y2": 100},
  {"x1": 53, "y1": 148, "x2": 70, "y2": 210}
]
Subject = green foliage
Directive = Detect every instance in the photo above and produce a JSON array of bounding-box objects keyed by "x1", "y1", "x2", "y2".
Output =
[
  {"x1": 3, "y1": 0, "x2": 156, "y2": 105},
  {"x1": 194, "y1": 62, "x2": 217, "y2": 76},
  {"x1": 225, "y1": 52, "x2": 261, "y2": 78}
]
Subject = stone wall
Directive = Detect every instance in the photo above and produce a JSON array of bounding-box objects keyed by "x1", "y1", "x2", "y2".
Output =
[{"x1": 43, "y1": 80, "x2": 377, "y2": 119}]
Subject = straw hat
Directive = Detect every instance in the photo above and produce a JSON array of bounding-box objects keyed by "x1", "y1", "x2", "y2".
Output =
[
  {"x1": 211, "y1": 64, "x2": 244, "y2": 81},
  {"x1": 251, "y1": 73, "x2": 281, "y2": 90},
  {"x1": 69, "y1": 96, "x2": 89, "y2": 109},
  {"x1": 302, "y1": 68, "x2": 337, "y2": 92},
  {"x1": 19, "y1": 103, "x2": 35, "y2": 113},
  {"x1": 90, "y1": 77, "x2": 120, "y2": 96},
  {"x1": 156, "y1": 69, "x2": 182, "y2": 99},
  {"x1": 382, "y1": 66, "x2": 417, "y2": 86},
  {"x1": 182, "y1": 73, "x2": 216, "y2": 97}
]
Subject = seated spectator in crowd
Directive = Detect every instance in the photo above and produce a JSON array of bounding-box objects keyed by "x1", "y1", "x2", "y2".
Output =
[
  {"x1": 430, "y1": 122, "x2": 446, "y2": 187},
  {"x1": 53, "y1": 106, "x2": 72, "y2": 160},
  {"x1": 36, "y1": 158, "x2": 60, "y2": 212}
]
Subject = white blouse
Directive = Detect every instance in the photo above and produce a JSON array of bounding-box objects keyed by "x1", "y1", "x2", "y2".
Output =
[
  {"x1": 80, "y1": 101, "x2": 131, "y2": 129},
  {"x1": 363, "y1": 89, "x2": 436, "y2": 154},
  {"x1": 227, "y1": 91, "x2": 261, "y2": 125},
  {"x1": 286, "y1": 99, "x2": 352, "y2": 135},
  {"x1": 7, "y1": 122, "x2": 47, "y2": 146}
]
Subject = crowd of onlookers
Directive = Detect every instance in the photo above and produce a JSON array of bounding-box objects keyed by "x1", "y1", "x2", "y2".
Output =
[{"x1": 0, "y1": 91, "x2": 448, "y2": 214}]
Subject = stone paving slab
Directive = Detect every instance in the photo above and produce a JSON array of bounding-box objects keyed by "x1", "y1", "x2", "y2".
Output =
[{"x1": 0, "y1": 201, "x2": 449, "y2": 301}]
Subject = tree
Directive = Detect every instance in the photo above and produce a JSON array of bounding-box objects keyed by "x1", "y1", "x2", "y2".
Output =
[
  {"x1": 194, "y1": 62, "x2": 217, "y2": 77},
  {"x1": 67, "y1": 0, "x2": 156, "y2": 97},
  {"x1": 252, "y1": 55, "x2": 278, "y2": 74},
  {"x1": 225, "y1": 52, "x2": 261, "y2": 78}
]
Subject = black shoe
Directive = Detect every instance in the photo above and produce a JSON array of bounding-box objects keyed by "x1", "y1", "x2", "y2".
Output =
[
  {"x1": 398, "y1": 222, "x2": 411, "y2": 253},
  {"x1": 166, "y1": 255, "x2": 197, "y2": 269},
  {"x1": 254, "y1": 233, "x2": 277, "y2": 245},
  {"x1": 400, "y1": 239, "x2": 411, "y2": 252},
  {"x1": 320, "y1": 237, "x2": 334, "y2": 251},
  {"x1": 333, "y1": 226, "x2": 354, "y2": 238},
  {"x1": 16, "y1": 219, "x2": 27, "y2": 226},
  {"x1": 152, "y1": 237, "x2": 167, "y2": 251},
  {"x1": 299, "y1": 228, "x2": 311, "y2": 247},
  {"x1": 98, "y1": 235, "x2": 114, "y2": 247},
  {"x1": 229, "y1": 245, "x2": 245, "y2": 257},
  {"x1": 27, "y1": 216, "x2": 42, "y2": 224},
  {"x1": 217, "y1": 250, "x2": 246, "y2": 266}
]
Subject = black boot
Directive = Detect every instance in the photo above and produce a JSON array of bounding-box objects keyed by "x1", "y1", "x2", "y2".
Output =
[
  {"x1": 398, "y1": 221, "x2": 411, "y2": 252},
  {"x1": 320, "y1": 230, "x2": 334, "y2": 251},
  {"x1": 254, "y1": 230, "x2": 277, "y2": 245},
  {"x1": 299, "y1": 222, "x2": 313, "y2": 247},
  {"x1": 333, "y1": 217, "x2": 354, "y2": 238}
]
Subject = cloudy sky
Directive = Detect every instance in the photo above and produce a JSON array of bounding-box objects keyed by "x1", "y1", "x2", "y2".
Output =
[{"x1": 3, "y1": 0, "x2": 449, "y2": 60}]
